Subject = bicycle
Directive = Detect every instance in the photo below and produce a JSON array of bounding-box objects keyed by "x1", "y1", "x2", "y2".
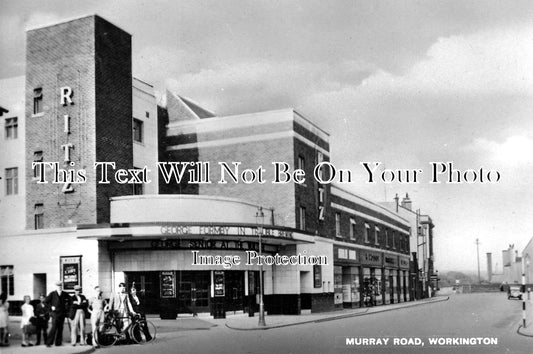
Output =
[{"x1": 94, "y1": 312, "x2": 156, "y2": 347}]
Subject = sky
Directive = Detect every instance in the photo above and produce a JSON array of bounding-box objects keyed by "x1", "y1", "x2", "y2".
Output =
[{"x1": 1, "y1": 0, "x2": 533, "y2": 274}]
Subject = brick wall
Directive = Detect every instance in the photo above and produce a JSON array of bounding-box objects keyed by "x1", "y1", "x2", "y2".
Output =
[
  {"x1": 94, "y1": 16, "x2": 133, "y2": 223},
  {"x1": 25, "y1": 15, "x2": 133, "y2": 229},
  {"x1": 197, "y1": 138, "x2": 297, "y2": 228},
  {"x1": 25, "y1": 16, "x2": 98, "y2": 229}
]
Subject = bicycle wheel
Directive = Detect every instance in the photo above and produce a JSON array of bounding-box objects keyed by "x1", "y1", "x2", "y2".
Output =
[
  {"x1": 94, "y1": 322, "x2": 119, "y2": 347},
  {"x1": 130, "y1": 320, "x2": 156, "y2": 344}
]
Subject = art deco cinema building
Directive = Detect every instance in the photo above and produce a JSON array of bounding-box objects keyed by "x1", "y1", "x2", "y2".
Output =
[{"x1": 0, "y1": 15, "x2": 414, "y2": 317}]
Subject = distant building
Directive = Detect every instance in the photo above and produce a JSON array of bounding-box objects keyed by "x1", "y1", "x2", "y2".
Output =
[
  {"x1": 381, "y1": 194, "x2": 436, "y2": 299},
  {"x1": 522, "y1": 239, "x2": 533, "y2": 287},
  {"x1": 500, "y1": 244, "x2": 522, "y2": 285}
]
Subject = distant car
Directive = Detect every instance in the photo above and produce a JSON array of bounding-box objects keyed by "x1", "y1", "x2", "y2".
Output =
[{"x1": 508, "y1": 285, "x2": 522, "y2": 300}]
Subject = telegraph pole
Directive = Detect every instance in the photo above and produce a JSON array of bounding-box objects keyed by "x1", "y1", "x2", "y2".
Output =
[{"x1": 476, "y1": 238, "x2": 481, "y2": 284}]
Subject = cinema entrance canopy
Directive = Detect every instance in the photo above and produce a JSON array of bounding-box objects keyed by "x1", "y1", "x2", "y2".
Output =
[
  {"x1": 76, "y1": 195, "x2": 317, "y2": 317},
  {"x1": 76, "y1": 195, "x2": 315, "y2": 246}
]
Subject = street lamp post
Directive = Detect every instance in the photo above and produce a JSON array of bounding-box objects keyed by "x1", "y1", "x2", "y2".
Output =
[{"x1": 256, "y1": 207, "x2": 266, "y2": 327}]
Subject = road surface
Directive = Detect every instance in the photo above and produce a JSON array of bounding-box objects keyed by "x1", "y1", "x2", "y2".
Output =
[{"x1": 99, "y1": 292, "x2": 532, "y2": 354}]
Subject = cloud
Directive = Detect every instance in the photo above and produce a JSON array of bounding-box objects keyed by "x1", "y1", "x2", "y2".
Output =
[
  {"x1": 24, "y1": 12, "x2": 64, "y2": 31},
  {"x1": 472, "y1": 135, "x2": 533, "y2": 164},
  {"x1": 165, "y1": 59, "x2": 376, "y2": 115}
]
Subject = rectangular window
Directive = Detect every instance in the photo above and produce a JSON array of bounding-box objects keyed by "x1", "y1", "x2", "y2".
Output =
[
  {"x1": 349, "y1": 218, "x2": 356, "y2": 240},
  {"x1": 375, "y1": 226, "x2": 380, "y2": 245},
  {"x1": 364, "y1": 223, "x2": 370, "y2": 243},
  {"x1": 5, "y1": 117, "x2": 17, "y2": 139},
  {"x1": 133, "y1": 118, "x2": 143, "y2": 143},
  {"x1": 335, "y1": 212, "x2": 341, "y2": 237},
  {"x1": 133, "y1": 182, "x2": 143, "y2": 195},
  {"x1": 33, "y1": 151, "x2": 43, "y2": 178},
  {"x1": 392, "y1": 231, "x2": 396, "y2": 249},
  {"x1": 145, "y1": 111, "x2": 150, "y2": 118},
  {"x1": 338, "y1": 248, "x2": 347, "y2": 259},
  {"x1": 5, "y1": 167, "x2": 18, "y2": 195},
  {"x1": 0, "y1": 265, "x2": 14, "y2": 296},
  {"x1": 298, "y1": 155, "x2": 305, "y2": 171},
  {"x1": 34, "y1": 203, "x2": 44, "y2": 230},
  {"x1": 33, "y1": 88, "x2": 43, "y2": 115},
  {"x1": 385, "y1": 229, "x2": 389, "y2": 247},
  {"x1": 133, "y1": 168, "x2": 143, "y2": 195},
  {"x1": 299, "y1": 206, "x2": 306, "y2": 231}
]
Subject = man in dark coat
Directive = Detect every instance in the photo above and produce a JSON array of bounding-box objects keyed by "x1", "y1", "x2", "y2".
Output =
[
  {"x1": 44, "y1": 281, "x2": 71, "y2": 347},
  {"x1": 34, "y1": 294, "x2": 50, "y2": 345}
]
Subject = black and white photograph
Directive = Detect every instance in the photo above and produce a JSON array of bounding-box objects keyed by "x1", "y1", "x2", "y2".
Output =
[{"x1": 1, "y1": 1, "x2": 533, "y2": 353}]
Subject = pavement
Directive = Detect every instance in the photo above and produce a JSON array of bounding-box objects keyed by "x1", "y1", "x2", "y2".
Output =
[
  {"x1": 12, "y1": 294, "x2": 531, "y2": 353},
  {"x1": 216, "y1": 295, "x2": 449, "y2": 330},
  {"x1": 0, "y1": 315, "x2": 216, "y2": 354}
]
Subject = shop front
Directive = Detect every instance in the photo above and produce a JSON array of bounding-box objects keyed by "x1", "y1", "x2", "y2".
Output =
[
  {"x1": 333, "y1": 246, "x2": 360, "y2": 309},
  {"x1": 383, "y1": 254, "x2": 398, "y2": 304},
  {"x1": 359, "y1": 249, "x2": 383, "y2": 307},
  {"x1": 399, "y1": 256, "x2": 410, "y2": 302}
]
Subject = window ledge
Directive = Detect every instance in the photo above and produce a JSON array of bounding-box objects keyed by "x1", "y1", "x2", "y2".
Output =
[{"x1": 32, "y1": 113, "x2": 44, "y2": 118}]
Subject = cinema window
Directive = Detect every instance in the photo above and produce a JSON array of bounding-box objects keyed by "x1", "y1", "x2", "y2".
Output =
[
  {"x1": 33, "y1": 88, "x2": 43, "y2": 115},
  {"x1": 133, "y1": 118, "x2": 143, "y2": 143}
]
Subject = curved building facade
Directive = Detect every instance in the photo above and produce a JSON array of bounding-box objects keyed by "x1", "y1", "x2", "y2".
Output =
[{"x1": 0, "y1": 14, "x2": 418, "y2": 317}]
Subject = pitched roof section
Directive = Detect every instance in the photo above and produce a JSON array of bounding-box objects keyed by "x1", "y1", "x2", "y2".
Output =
[
  {"x1": 179, "y1": 95, "x2": 216, "y2": 119},
  {"x1": 165, "y1": 90, "x2": 216, "y2": 123}
]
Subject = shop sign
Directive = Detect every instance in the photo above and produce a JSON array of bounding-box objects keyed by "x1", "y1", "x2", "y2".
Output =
[
  {"x1": 60, "y1": 255, "x2": 81, "y2": 292},
  {"x1": 214, "y1": 270, "x2": 225, "y2": 297},
  {"x1": 160, "y1": 271, "x2": 176, "y2": 298},
  {"x1": 334, "y1": 246, "x2": 358, "y2": 263},
  {"x1": 399, "y1": 256, "x2": 410, "y2": 269},
  {"x1": 160, "y1": 225, "x2": 293, "y2": 239},
  {"x1": 151, "y1": 239, "x2": 261, "y2": 251},
  {"x1": 360, "y1": 250, "x2": 382, "y2": 266},
  {"x1": 384, "y1": 255, "x2": 398, "y2": 267}
]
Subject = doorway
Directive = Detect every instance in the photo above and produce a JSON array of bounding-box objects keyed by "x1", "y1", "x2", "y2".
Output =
[
  {"x1": 33, "y1": 273, "x2": 46, "y2": 299},
  {"x1": 225, "y1": 271, "x2": 244, "y2": 313}
]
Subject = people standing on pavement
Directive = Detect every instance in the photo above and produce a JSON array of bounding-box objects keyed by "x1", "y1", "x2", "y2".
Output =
[
  {"x1": 34, "y1": 294, "x2": 50, "y2": 346},
  {"x1": 44, "y1": 281, "x2": 72, "y2": 347},
  {"x1": 128, "y1": 286, "x2": 152, "y2": 342},
  {"x1": 69, "y1": 285, "x2": 88, "y2": 346},
  {"x1": 20, "y1": 295, "x2": 35, "y2": 347},
  {"x1": 106, "y1": 282, "x2": 136, "y2": 332},
  {"x1": 88, "y1": 286, "x2": 106, "y2": 348},
  {"x1": 0, "y1": 293, "x2": 10, "y2": 346}
]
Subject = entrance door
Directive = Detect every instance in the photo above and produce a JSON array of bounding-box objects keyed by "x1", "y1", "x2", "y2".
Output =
[
  {"x1": 178, "y1": 281, "x2": 193, "y2": 313},
  {"x1": 225, "y1": 271, "x2": 244, "y2": 313},
  {"x1": 33, "y1": 273, "x2": 46, "y2": 299},
  {"x1": 177, "y1": 272, "x2": 211, "y2": 314}
]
